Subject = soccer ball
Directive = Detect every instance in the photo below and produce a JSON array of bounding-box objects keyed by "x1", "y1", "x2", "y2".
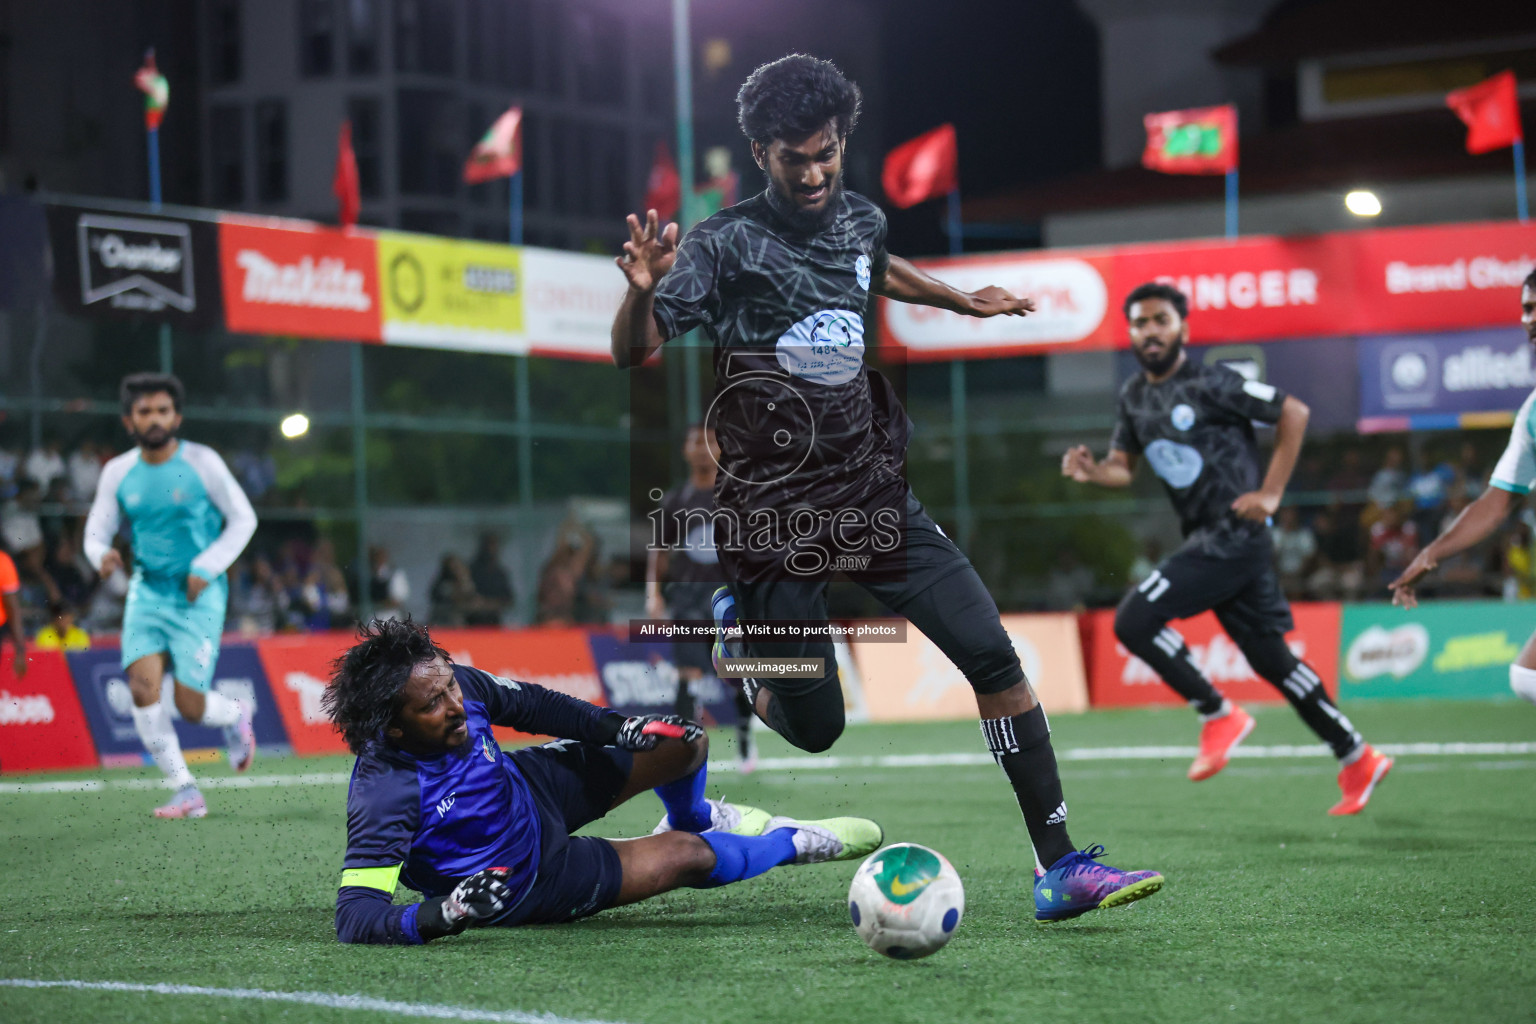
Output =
[{"x1": 847, "y1": 843, "x2": 964, "y2": 960}]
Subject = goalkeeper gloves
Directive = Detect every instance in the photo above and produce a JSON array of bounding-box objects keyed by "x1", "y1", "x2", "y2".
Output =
[
  {"x1": 417, "y1": 866, "x2": 514, "y2": 938},
  {"x1": 613, "y1": 713, "x2": 705, "y2": 751}
]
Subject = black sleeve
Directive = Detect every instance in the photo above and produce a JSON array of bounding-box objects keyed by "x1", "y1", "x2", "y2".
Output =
[
  {"x1": 1108, "y1": 391, "x2": 1142, "y2": 455},
  {"x1": 335, "y1": 759, "x2": 424, "y2": 945},
  {"x1": 652, "y1": 228, "x2": 722, "y2": 341},
  {"x1": 1206, "y1": 367, "x2": 1288, "y2": 425},
  {"x1": 870, "y1": 206, "x2": 890, "y2": 284},
  {"x1": 455, "y1": 665, "x2": 623, "y2": 744}
]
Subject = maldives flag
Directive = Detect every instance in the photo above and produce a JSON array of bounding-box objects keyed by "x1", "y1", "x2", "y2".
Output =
[
  {"x1": 1447, "y1": 71, "x2": 1523, "y2": 154},
  {"x1": 463, "y1": 106, "x2": 522, "y2": 184},
  {"x1": 134, "y1": 48, "x2": 169, "y2": 131},
  {"x1": 644, "y1": 142, "x2": 681, "y2": 222},
  {"x1": 333, "y1": 120, "x2": 360, "y2": 227},
  {"x1": 882, "y1": 124, "x2": 958, "y2": 209},
  {"x1": 1142, "y1": 104, "x2": 1238, "y2": 175}
]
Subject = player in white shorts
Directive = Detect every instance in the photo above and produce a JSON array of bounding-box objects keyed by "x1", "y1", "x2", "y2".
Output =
[{"x1": 1391, "y1": 269, "x2": 1536, "y2": 704}]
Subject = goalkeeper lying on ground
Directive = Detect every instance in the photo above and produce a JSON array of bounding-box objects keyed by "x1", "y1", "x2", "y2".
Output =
[{"x1": 326, "y1": 618, "x2": 882, "y2": 944}]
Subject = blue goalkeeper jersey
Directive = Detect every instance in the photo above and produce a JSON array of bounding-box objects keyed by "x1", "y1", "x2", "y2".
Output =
[{"x1": 335, "y1": 664, "x2": 621, "y2": 944}]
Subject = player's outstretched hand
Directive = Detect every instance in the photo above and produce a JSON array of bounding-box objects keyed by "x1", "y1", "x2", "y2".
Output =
[
  {"x1": 1389, "y1": 549, "x2": 1437, "y2": 610},
  {"x1": 1061, "y1": 444, "x2": 1098, "y2": 483},
  {"x1": 1230, "y1": 490, "x2": 1280, "y2": 522},
  {"x1": 964, "y1": 286, "x2": 1035, "y2": 318},
  {"x1": 616, "y1": 209, "x2": 679, "y2": 293},
  {"x1": 614, "y1": 713, "x2": 705, "y2": 751},
  {"x1": 429, "y1": 867, "x2": 515, "y2": 934}
]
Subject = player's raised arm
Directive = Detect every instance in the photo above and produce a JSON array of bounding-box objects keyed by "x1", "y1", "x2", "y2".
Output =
[
  {"x1": 874, "y1": 254, "x2": 1036, "y2": 318},
  {"x1": 1061, "y1": 445, "x2": 1135, "y2": 488},
  {"x1": 611, "y1": 209, "x2": 679, "y2": 369}
]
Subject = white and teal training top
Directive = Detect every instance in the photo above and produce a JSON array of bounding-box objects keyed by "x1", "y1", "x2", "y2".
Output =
[
  {"x1": 83, "y1": 441, "x2": 258, "y2": 586},
  {"x1": 1490, "y1": 390, "x2": 1536, "y2": 495}
]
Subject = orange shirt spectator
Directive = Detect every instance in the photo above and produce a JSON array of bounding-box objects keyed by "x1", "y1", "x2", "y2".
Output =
[{"x1": 0, "y1": 550, "x2": 27, "y2": 677}]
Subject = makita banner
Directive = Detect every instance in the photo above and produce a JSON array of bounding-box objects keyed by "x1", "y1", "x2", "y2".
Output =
[
  {"x1": 45, "y1": 203, "x2": 223, "y2": 328},
  {"x1": 881, "y1": 220, "x2": 1535, "y2": 360},
  {"x1": 218, "y1": 216, "x2": 382, "y2": 341},
  {"x1": 1358, "y1": 327, "x2": 1535, "y2": 430}
]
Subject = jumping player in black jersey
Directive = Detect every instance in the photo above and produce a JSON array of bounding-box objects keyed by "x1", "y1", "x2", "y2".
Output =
[
  {"x1": 1063, "y1": 282, "x2": 1392, "y2": 816},
  {"x1": 611, "y1": 54, "x2": 1162, "y2": 922}
]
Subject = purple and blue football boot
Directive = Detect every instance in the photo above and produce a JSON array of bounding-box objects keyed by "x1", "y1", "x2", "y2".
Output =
[{"x1": 1034, "y1": 844, "x2": 1164, "y2": 922}]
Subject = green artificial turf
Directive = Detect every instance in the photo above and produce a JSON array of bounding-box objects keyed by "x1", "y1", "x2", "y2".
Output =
[{"x1": 2, "y1": 700, "x2": 1533, "y2": 1024}]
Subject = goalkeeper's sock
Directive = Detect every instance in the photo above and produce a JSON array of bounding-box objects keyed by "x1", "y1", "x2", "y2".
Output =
[
  {"x1": 692, "y1": 830, "x2": 798, "y2": 887},
  {"x1": 653, "y1": 761, "x2": 712, "y2": 833},
  {"x1": 132, "y1": 701, "x2": 196, "y2": 790}
]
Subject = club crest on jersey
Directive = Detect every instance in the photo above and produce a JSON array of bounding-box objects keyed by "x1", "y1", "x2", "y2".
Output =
[
  {"x1": 481, "y1": 736, "x2": 497, "y2": 763},
  {"x1": 1171, "y1": 404, "x2": 1196, "y2": 431},
  {"x1": 775, "y1": 308, "x2": 865, "y2": 385},
  {"x1": 855, "y1": 254, "x2": 871, "y2": 291}
]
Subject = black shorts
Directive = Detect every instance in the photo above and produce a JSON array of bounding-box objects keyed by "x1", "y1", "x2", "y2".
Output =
[
  {"x1": 1138, "y1": 529, "x2": 1294, "y2": 642},
  {"x1": 666, "y1": 582, "x2": 718, "y2": 674},
  {"x1": 492, "y1": 741, "x2": 634, "y2": 926}
]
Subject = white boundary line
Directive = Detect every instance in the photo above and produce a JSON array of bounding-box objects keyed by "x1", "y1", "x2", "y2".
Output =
[
  {"x1": 0, "y1": 979, "x2": 628, "y2": 1024},
  {"x1": 2, "y1": 742, "x2": 1534, "y2": 794}
]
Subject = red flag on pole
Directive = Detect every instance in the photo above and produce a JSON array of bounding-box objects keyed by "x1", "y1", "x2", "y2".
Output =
[
  {"x1": 463, "y1": 107, "x2": 523, "y2": 184},
  {"x1": 333, "y1": 120, "x2": 361, "y2": 228},
  {"x1": 644, "y1": 142, "x2": 681, "y2": 222},
  {"x1": 882, "y1": 124, "x2": 958, "y2": 209},
  {"x1": 1446, "y1": 70, "x2": 1524, "y2": 154},
  {"x1": 1142, "y1": 104, "x2": 1238, "y2": 175},
  {"x1": 134, "y1": 49, "x2": 169, "y2": 132}
]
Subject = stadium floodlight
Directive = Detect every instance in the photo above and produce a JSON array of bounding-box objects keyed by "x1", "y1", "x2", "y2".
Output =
[
  {"x1": 1345, "y1": 190, "x2": 1382, "y2": 217},
  {"x1": 280, "y1": 413, "x2": 311, "y2": 439}
]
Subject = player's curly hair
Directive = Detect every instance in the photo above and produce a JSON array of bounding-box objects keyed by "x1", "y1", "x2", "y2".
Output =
[
  {"x1": 1122, "y1": 281, "x2": 1190, "y2": 321},
  {"x1": 1524, "y1": 266, "x2": 1536, "y2": 291},
  {"x1": 323, "y1": 618, "x2": 451, "y2": 754},
  {"x1": 120, "y1": 372, "x2": 185, "y2": 415},
  {"x1": 737, "y1": 54, "x2": 862, "y2": 145}
]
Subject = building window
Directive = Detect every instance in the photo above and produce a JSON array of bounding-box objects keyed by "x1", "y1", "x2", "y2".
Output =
[
  {"x1": 569, "y1": 7, "x2": 623, "y2": 105},
  {"x1": 208, "y1": 0, "x2": 241, "y2": 84},
  {"x1": 344, "y1": 0, "x2": 381, "y2": 74},
  {"x1": 209, "y1": 104, "x2": 245, "y2": 205},
  {"x1": 397, "y1": 88, "x2": 459, "y2": 196},
  {"x1": 347, "y1": 97, "x2": 382, "y2": 198},
  {"x1": 466, "y1": 0, "x2": 533, "y2": 87},
  {"x1": 520, "y1": 109, "x2": 543, "y2": 210},
  {"x1": 298, "y1": 0, "x2": 335, "y2": 76},
  {"x1": 394, "y1": 0, "x2": 454, "y2": 75},
  {"x1": 255, "y1": 100, "x2": 288, "y2": 202}
]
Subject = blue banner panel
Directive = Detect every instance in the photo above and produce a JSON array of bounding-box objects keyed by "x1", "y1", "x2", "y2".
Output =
[
  {"x1": 586, "y1": 633, "x2": 739, "y2": 726},
  {"x1": 1359, "y1": 328, "x2": 1535, "y2": 421},
  {"x1": 66, "y1": 644, "x2": 291, "y2": 765}
]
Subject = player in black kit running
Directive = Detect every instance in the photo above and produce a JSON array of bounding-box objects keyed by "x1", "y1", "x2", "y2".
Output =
[
  {"x1": 1062, "y1": 282, "x2": 1393, "y2": 816},
  {"x1": 611, "y1": 54, "x2": 1162, "y2": 921}
]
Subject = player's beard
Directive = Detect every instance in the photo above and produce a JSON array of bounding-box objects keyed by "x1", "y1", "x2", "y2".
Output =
[
  {"x1": 1133, "y1": 336, "x2": 1184, "y2": 376},
  {"x1": 132, "y1": 423, "x2": 178, "y2": 450},
  {"x1": 764, "y1": 171, "x2": 843, "y2": 234}
]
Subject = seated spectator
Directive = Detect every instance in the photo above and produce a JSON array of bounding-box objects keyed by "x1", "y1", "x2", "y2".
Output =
[
  {"x1": 468, "y1": 531, "x2": 515, "y2": 626},
  {"x1": 34, "y1": 600, "x2": 90, "y2": 651},
  {"x1": 23, "y1": 439, "x2": 65, "y2": 495},
  {"x1": 1434, "y1": 491, "x2": 1494, "y2": 598},
  {"x1": 1367, "y1": 446, "x2": 1408, "y2": 509},
  {"x1": 228, "y1": 555, "x2": 282, "y2": 635},
  {"x1": 68, "y1": 441, "x2": 103, "y2": 507},
  {"x1": 1503, "y1": 522, "x2": 1536, "y2": 601},
  {"x1": 536, "y1": 518, "x2": 595, "y2": 626},
  {"x1": 1368, "y1": 501, "x2": 1420, "y2": 591},
  {"x1": 0, "y1": 445, "x2": 19, "y2": 500},
  {"x1": 2, "y1": 480, "x2": 56, "y2": 602},
  {"x1": 46, "y1": 533, "x2": 94, "y2": 611},
  {"x1": 1307, "y1": 504, "x2": 1366, "y2": 601},
  {"x1": 429, "y1": 554, "x2": 479, "y2": 627},
  {"x1": 1271, "y1": 507, "x2": 1317, "y2": 598},
  {"x1": 368, "y1": 544, "x2": 409, "y2": 621},
  {"x1": 302, "y1": 539, "x2": 352, "y2": 630},
  {"x1": 1044, "y1": 548, "x2": 1095, "y2": 610}
]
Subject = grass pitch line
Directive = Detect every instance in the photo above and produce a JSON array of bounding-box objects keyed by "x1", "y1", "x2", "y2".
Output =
[{"x1": 0, "y1": 979, "x2": 629, "y2": 1024}]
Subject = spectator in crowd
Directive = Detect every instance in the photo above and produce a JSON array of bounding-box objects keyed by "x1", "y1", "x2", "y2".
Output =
[
  {"x1": 46, "y1": 533, "x2": 94, "y2": 612},
  {"x1": 1367, "y1": 446, "x2": 1408, "y2": 510},
  {"x1": 2, "y1": 480, "x2": 56, "y2": 601},
  {"x1": 368, "y1": 544, "x2": 410, "y2": 621},
  {"x1": 1044, "y1": 548, "x2": 1095, "y2": 610},
  {"x1": 23, "y1": 439, "x2": 65, "y2": 494},
  {"x1": 1271, "y1": 506, "x2": 1318, "y2": 598},
  {"x1": 302, "y1": 539, "x2": 353, "y2": 630},
  {"x1": 573, "y1": 541, "x2": 617, "y2": 625},
  {"x1": 34, "y1": 600, "x2": 90, "y2": 652},
  {"x1": 535, "y1": 518, "x2": 595, "y2": 626},
  {"x1": 1328, "y1": 448, "x2": 1371, "y2": 498},
  {"x1": 1455, "y1": 440, "x2": 1485, "y2": 495},
  {"x1": 68, "y1": 441, "x2": 103, "y2": 506},
  {"x1": 429, "y1": 554, "x2": 480, "y2": 627},
  {"x1": 233, "y1": 449, "x2": 278, "y2": 501},
  {"x1": 1432, "y1": 491, "x2": 1494, "y2": 598},
  {"x1": 1503, "y1": 521, "x2": 1536, "y2": 602},
  {"x1": 1307, "y1": 503, "x2": 1366, "y2": 601},
  {"x1": 0, "y1": 445, "x2": 19, "y2": 500},
  {"x1": 0, "y1": 545, "x2": 26, "y2": 677},
  {"x1": 1367, "y1": 501, "x2": 1420, "y2": 590},
  {"x1": 1127, "y1": 538, "x2": 1162, "y2": 589},
  {"x1": 228, "y1": 555, "x2": 282, "y2": 635},
  {"x1": 468, "y1": 532, "x2": 515, "y2": 626}
]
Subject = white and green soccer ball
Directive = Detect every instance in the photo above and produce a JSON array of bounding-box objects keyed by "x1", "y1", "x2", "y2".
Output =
[{"x1": 847, "y1": 843, "x2": 965, "y2": 960}]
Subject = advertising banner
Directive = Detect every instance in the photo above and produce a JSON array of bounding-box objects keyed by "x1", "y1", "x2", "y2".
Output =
[
  {"x1": 1082, "y1": 603, "x2": 1341, "y2": 708},
  {"x1": 1339, "y1": 600, "x2": 1530, "y2": 700},
  {"x1": 434, "y1": 627, "x2": 606, "y2": 744},
  {"x1": 1357, "y1": 327, "x2": 1534, "y2": 430},
  {"x1": 586, "y1": 631, "x2": 739, "y2": 726},
  {"x1": 852, "y1": 613, "x2": 1089, "y2": 722},
  {"x1": 521, "y1": 248, "x2": 629, "y2": 360},
  {"x1": 67, "y1": 644, "x2": 290, "y2": 766},
  {"x1": 218, "y1": 217, "x2": 382, "y2": 340},
  {"x1": 377, "y1": 231, "x2": 525, "y2": 351},
  {"x1": 0, "y1": 650, "x2": 99, "y2": 774},
  {"x1": 253, "y1": 633, "x2": 352, "y2": 756},
  {"x1": 46, "y1": 203, "x2": 223, "y2": 328}
]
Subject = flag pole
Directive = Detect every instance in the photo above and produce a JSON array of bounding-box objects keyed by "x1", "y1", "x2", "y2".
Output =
[
  {"x1": 509, "y1": 170, "x2": 523, "y2": 245},
  {"x1": 946, "y1": 187, "x2": 963, "y2": 257},
  {"x1": 1516, "y1": 138, "x2": 1530, "y2": 223},
  {"x1": 1224, "y1": 169, "x2": 1238, "y2": 239},
  {"x1": 148, "y1": 126, "x2": 162, "y2": 209},
  {"x1": 672, "y1": 0, "x2": 700, "y2": 423}
]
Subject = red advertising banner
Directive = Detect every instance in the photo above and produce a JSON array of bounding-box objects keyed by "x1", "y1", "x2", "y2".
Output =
[
  {"x1": 253, "y1": 633, "x2": 353, "y2": 756},
  {"x1": 0, "y1": 650, "x2": 99, "y2": 774},
  {"x1": 881, "y1": 220, "x2": 1536, "y2": 360},
  {"x1": 218, "y1": 217, "x2": 382, "y2": 341},
  {"x1": 1081, "y1": 602, "x2": 1341, "y2": 709}
]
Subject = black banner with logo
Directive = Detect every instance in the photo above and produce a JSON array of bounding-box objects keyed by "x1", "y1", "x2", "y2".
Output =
[{"x1": 45, "y1": 203, "x2": 223, "y2": 329}]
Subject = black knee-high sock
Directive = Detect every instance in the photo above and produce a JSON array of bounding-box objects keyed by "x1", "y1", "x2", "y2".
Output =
[
  {"x1": 1122, "y1": 626, "x2": 1226, "y2": 716},
  {"x1": 1270, "y1": 662, "x2": 1362, "y2": 760},
  {"x1": 734, "y1": 686, "x2": 754, "y2": 759},
  {"x1": 981, "y1": 706, "x2": 1075, "y2": 867},
  {"x1": 673, "y1": 676, "x2": 698, "y2": 721}
]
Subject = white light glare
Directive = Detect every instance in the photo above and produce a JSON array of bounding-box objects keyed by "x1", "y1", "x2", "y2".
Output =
[
  {"x1": 280, "y1": 413, "x2": 311, "y2": 439},
  {"x1": 1345, "y1": 190, "x2": 1382, "y2": 217}
]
